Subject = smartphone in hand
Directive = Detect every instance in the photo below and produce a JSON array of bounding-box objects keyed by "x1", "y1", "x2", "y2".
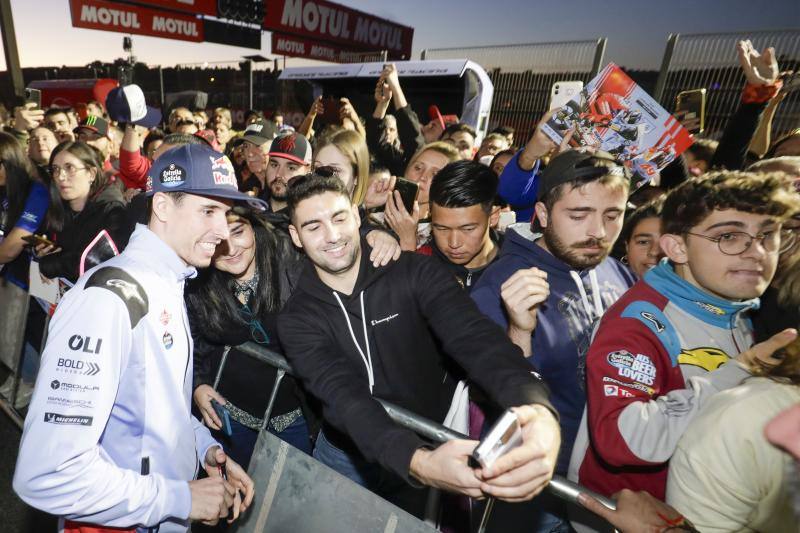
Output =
[
  {"x1": 393, "y1": 177, "x2": 419, "y2": 213},
  {"x1": 470, "y1": 410, "x2": 523, "y2": 469},
  {"x1": 675, "y1": 88, "x2": 706, "y2": 134},
  {"x1": 210, "y1": 399, "x2": 233, "y2": 437},
  {"x1": 24, "y1": 88, "x2": 41, "y2": 109},
  {"x1": 22, "y1": 233, "x2": 55, "y2": 248},
  {"x1": 549, "y1": 81, "x2": 584, "y2": 110}
]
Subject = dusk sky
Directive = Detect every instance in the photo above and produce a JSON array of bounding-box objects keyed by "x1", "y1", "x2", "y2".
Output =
[{"x1": 2, "y1": 0, "x2": 799, "y2": 70}]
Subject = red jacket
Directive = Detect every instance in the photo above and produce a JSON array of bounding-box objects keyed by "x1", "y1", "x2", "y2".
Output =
[{"x1": 568, "y1": 261, "x2": 755, "y2": 500}]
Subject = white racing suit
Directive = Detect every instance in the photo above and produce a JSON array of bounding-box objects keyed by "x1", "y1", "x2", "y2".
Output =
[{"x1": 13, "y1": 224, "x2": 219, "y2": 532}]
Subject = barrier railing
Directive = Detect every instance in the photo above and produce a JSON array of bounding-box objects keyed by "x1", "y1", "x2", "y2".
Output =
[
  {"x1": 421, "y1": 39, "x2": 607, "y2": 145},
  {"x1": 233, "y1": 342, "x2": 616, "y2": 515},
  {"x1": 654, "y1": 29, "x2": 800, "y2": 140}
]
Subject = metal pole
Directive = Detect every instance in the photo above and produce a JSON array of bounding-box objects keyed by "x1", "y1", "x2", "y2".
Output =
[
  {"x1": 0, "y1": 0, "x2": 25, "y2": 98},
  {"x1": 590, "y1": 38, "x2": 607, "y2": 78},
  {"x1": 248, "y1": 59, "x2": 254, "y2": 110},
  {"x1": 260, "y1": 369, "x2": 286, "y2": 432},
  {"x1": 158, "y1": 66, "x2": 165, "y2": 111},
  {"x1": 654, "y1": 34, "x2": 680, "y2": 103}
]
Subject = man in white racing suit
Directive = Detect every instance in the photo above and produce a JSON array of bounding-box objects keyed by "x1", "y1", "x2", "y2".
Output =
[{"x1": 14, "y1": 144, "x2": 261, "y2": 532}]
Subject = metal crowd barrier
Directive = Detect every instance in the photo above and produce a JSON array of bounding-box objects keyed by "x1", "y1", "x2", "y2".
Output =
[
  {"x1": 233, "y1": 342, "x2": 616, "y2": 519},
  {"x1": 0, "y1": 278, "x2": 36, "y2": 428}
]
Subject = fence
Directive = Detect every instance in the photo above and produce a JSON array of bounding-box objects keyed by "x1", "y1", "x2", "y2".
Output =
[
  {"x1": 421, "y1": 40, "x2": 606, "y2": 145},
  {"x1": 231, "y1": 342, "x2": 615, "y2": 532},
  {"x1": 654, "y1": 29, "x2": 800, "y2": 140}
]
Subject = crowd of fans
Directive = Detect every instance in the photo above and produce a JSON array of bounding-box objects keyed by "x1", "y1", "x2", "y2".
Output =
[{"x1": 1, "y1": 39, "x2": 800, "y2": 532}]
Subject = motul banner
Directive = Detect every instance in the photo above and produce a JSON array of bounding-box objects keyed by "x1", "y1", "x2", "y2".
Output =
[
  {"x1": 264, "y1": 0, "x2": 413, "y2": 60},
  {"x1": 69, "y1": 0, "x2": 203, "y2": 43},
  {"x1": 124, "y1": 0, "x2": 217, "y2": 16},
  {"x1": 271, "y1": 32, "x2": 381, "y2": 63}
]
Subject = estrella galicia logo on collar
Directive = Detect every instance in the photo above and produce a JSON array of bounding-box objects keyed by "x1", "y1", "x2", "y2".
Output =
[
  {"x1": 163, "y1": 332, "x2": 173, "y2": 349},
  {"x1": 694, "y1": 301, "x2": 725, "y2": 316},
  {"x1": 160, "y1": 163, "x2": 186, "y2": 188},
  {"x1": 640, "y1": 311, "x2": 665, "y2": 332}
]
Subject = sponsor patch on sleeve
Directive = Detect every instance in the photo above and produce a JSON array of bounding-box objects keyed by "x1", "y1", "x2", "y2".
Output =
[{"x1": 607, "y1": 350, "x2": 657, "y2": 386}]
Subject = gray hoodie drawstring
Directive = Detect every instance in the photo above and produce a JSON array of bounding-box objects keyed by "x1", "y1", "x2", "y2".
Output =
[
  {"x1": 333, "y1": 290, "x2": 375, "y2": 392},
  {"x1": 569, "y1": 269, "x2": 604, "y2": 320}
]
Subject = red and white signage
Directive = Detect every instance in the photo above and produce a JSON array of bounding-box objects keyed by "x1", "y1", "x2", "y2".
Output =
[
  {"x1": 69, "y1": 0, "x2": 204, "y2": 43},
  {"x1": 271, "y1": 32, "x2": 382, "y2": 63},
  {"x1": 127, "y1": 0, "x2": 217, "y2": 16},
  {"x1": 264, "y1": 0, "x2": 413, "y2": 59}
]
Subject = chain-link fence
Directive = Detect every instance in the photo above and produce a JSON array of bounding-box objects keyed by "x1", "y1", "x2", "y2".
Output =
[
  {"x1": 654, "y1": 29, "x2": 800, "y2": 140},
  {"x1": 422, "y1": 40, "x2": 606, "y2": 145}
]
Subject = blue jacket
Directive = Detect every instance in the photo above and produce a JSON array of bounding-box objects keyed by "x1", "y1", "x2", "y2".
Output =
[
  {"x1": 471, "y1": 225, "x2": 635, "y2": 474},
  {"x1": 497, "y1": 152, "x2": 541, "y2": 224}
]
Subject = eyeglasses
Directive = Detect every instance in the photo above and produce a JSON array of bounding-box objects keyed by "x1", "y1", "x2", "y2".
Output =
[
  {"x1": 50, "y1": 164, "x2": 89, "y2": 178},
  {"x1": 686, "y1": 229, "x2": 795, "y2": 256},
  {"x1": 239, "y1": 304, "x2": 270, "y2": 345}
]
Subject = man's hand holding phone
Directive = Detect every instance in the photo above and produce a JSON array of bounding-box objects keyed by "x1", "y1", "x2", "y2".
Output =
[
  {"x1": 410, "y1": 406, "x2": 560, "y2": 502},
  {"x1": 478, "y1": 405, "x2": 560, "y2": 502}
]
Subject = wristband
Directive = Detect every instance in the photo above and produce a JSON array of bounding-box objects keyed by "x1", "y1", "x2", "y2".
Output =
[{"x1": 741, "y1": 80, "x2": 783, "y2": 104}]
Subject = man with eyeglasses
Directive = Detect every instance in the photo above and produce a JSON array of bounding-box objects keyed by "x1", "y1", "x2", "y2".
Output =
[{"x1": 568, "y1": 171, "x2": 800, "y2": 523}]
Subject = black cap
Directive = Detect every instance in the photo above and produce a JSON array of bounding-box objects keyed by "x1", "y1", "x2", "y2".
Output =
[
  {"x1": 538, "y1": 150, "x2": 626, "y2": 200},
  {"x1": 241, "y1": 119, "x2": 278, "y2": 146}
]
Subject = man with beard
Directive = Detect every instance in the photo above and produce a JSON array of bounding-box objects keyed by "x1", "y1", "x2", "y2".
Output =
[
  {"x1": 44, "y1": 107, "x2": 75, "y2": 143},
  {"x1": 264, "y1": 131, "x2": 312, "y2": 215},
  {"x1": 471, "y1": 149, "x2": 635, "y2": 532},
  {"x1": 278, "y1": 173, "x2": 561, "y2": 518},
  {"x1": 568, "y1": 172, "x2": 799, "y2": 517}
]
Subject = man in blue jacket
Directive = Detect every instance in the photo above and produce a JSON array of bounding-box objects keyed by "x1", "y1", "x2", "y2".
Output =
[{"x1": 471, "y1": 149, "x2": 635, "y2": 532}]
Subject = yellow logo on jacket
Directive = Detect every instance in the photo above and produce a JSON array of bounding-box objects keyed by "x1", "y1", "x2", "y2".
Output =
[{"x1": 677, "y1": 347, "x2": 730, "y2": 371}]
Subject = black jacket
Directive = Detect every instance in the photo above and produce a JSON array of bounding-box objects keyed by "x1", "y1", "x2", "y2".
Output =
[
  {"x1": 277, "y1": 240, "x2": 555, "y2": 482},
  {"x1": 40, "y1": 180, "x2": 131, "y2": 282},
  {"x1": 711, "y1": 100, "x2": 769, "y2": 171},
  {"x1": 423, "y1": 228, "x2": 504, "y2": 290},
  {"x1": 189, "y1": 247, "x2": 309, "y2": 422},
  {"x1": 366, "y1": 105, "x2": 426, "y2": 177}
]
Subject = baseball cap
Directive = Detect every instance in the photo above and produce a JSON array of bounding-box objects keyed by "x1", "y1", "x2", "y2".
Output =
[
  {"x1": 428, "y1": 105, "x2": 459, "y2": 131},
  {"x1": 74, "y1": 115, "x2": 110, "y2": 137},
  {"x1": 538, "y1": 150, "x2": 628, "y2": 200},
  {"x1": 241, "y1": 119, "x2": 278, "y2": 146},
  {"x1": 194, "y1": 129, "x2": 221, "y2": 151},
  {"x1": 146, "y1": 143, "x2": 267, "y2": 211},
  {"x1": 105, "y1": 84, "x2": 162, "y2": 128},
  {"x1": 269, "y1": 132, "x2": 312, "y2": 166}
]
